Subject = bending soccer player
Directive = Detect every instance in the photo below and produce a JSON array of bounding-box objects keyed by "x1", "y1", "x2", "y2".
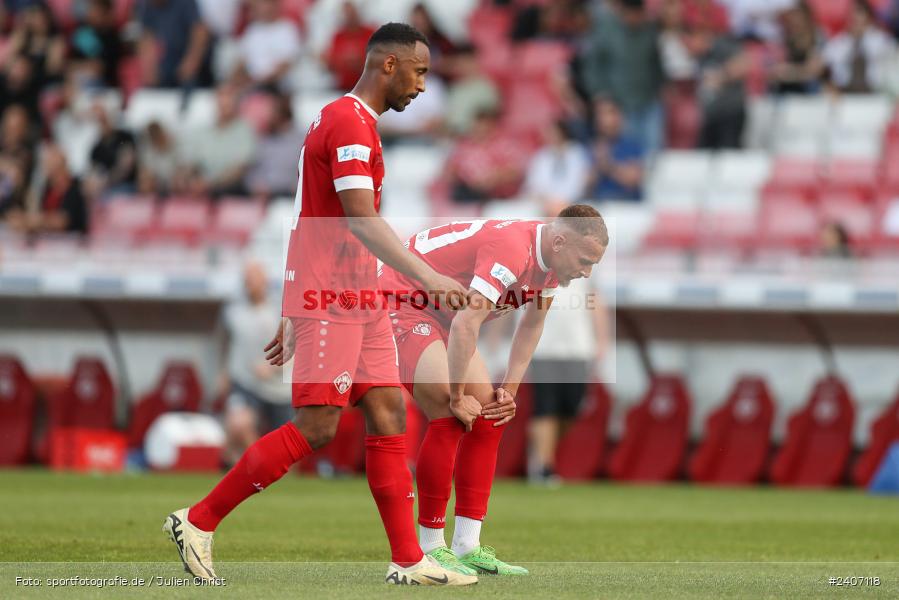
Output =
[
  {"x1": 378, "y1": 204, "x2": 609, "y2": 575},
  {"x1": 163, "y1": 23, "x2": 478, "y2": 586}
]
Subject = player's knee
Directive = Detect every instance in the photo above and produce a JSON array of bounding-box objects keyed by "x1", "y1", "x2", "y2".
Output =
[{"x1": 292, "y1": 408, "x2": 340, "y2": 449}]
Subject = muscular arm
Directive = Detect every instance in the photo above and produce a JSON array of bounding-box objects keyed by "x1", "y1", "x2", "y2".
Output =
[
  {"x1": 339, "y1": 188, "x2": 463, "y2": 301},
  {"x1": 447, "y1": 291, "x2": 493, "y2": 400},
  {"x1": 500, "y1": 296, "x2": 552, "y2": 397}
]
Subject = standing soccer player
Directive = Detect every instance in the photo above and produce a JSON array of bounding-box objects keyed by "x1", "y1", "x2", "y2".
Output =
[
  {"x1": 163, "y1": 23, "x2": 476, "y2": 586},
  {"x1": 377, "y1": 205, "x2": 608, "y2": 575}
]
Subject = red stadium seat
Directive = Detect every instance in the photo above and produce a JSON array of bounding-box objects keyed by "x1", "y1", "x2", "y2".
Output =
[
  {"x1": 664, "y1": 83, "x2": 700, "y2": 149},
  {"x1": 128, "y1": 362, "x2": 202, "y2": 449},
  {"x1": 516, "y1": 41, "x2": 572, "y2": 79},
  {"x1": 149, "y1": 197, "x2": 211, "y2": 246},
  {"x1": 207, "y1": 198, "x2": 266, "y2": 247},
  {"x1": 467, "y1": 5, "x2": 513, "y2": 49},
  {"x1": 608, "y1": 374, "x2": 690, "y2": 482},
  {"x1": 688, "y1": 376, "x2": 774, "y2": 485},
  {"x1": 642, "y1": 210, "x2": 700, "y2": 251},
  {"x1": 818, "y1": 193, "x2": 876, "y2": 251},
  {"x1": 767, "y1": 159, "x2": 821, "y2": 198},
  {"x1": 38, "y1": 357, "x2": 118, "y2": 464},
  {"x1": 91, "y1": 195, "x2": 156, "y2": 244},
  {"x1": 555, "y1": 383, "x2": 612, "y2": 481},
  {"x1": 54, "y1": 358, "x2": 117, "y2": 430},
  {"x1": 698, "y1": 211, "x2": 758, "y2": 252},
  {"x1": 0, "y1": 355, "x2": 37, "y2": 465},
  {"x1": 807, "y1": 0, "x2": 853, "y2": 35},
  {"x1": 759, "y1": 196, "x2": 819, "y2": 253},
  {"x1": 502, "y1": 79, "x2": 563, "y2": 138},
  {"x1": 770, "y1": 376, "x2": 854, "y2": 487},
  {"x1": 495, "y1": 383, "x2": 534, "y2": 478},
  {"x1": 853, "y1": 392, "x2": 899, "y2": 487},
  {"x1": 825, "y1": 159, "x2": 879, "y2": 199}
]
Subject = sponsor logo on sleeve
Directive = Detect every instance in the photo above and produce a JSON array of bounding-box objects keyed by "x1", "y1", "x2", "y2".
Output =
[
  {"x1": 490, "y1": 263, "x2": 518, "y2": 288},
  {"x1": 337, "y1": 144, "x2": 371, "y2": 163}
]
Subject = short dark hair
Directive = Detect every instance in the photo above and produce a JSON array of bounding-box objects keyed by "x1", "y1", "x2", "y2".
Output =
[
  {"x1": 556, "y1": 204, "x2": 609, "y2": 246},
  {"x1": 366, "y1": 22, "x2": 430, "y2": 52}
]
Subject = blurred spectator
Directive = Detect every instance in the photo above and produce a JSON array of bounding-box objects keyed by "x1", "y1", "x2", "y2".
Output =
[
  {"x1": 232, "y1": 0, "x2": 303, "y2": 92},
  {"x1": 527, "y1": 278, "x2": 607, "y2": 486},
  {"x1": 693, "y1": 27, "x2": 748, "y2": 149},
  {"x1": 69, "y1": 0, "x2": 123, "y2": 88},
  {"x1": 527, "y1": 198, "x2": 609, "y2": 486},
  {"x1": 86, "y1": 101, "x2": 137, "y2": 198},
  {"x1": 324, "y1": 1, "x2": 375, "y2": 92},
  {"x1": 512, "y1": 0, "x2": 584, "y2": 41},
  {"x1": 196, "y1": 0, "x2": 242, "y2": 38},
  {"x1": 822, "y1": 0, "x2": 896, "y2": 94},
  {"x1": 174, "y1": 84, "x2": 257, "y2": 197},
  {"x1": 587, "y1": 98, "x2": 644, "y2": 201},
  {"x1": 659, "y1": 0, "x2": 697, "y2": 83},
  {"x1": 581, "y1": 0, "x2": 665, "y2": 155},
  {"x1": 819, "y1": 221, "x2": 853, "y2": 259},
  {"x1": 446, "y1": 109, "x2": 528, "y2": 204},
  {"x1": 246, "y1": 93, "x2": 304, "y2": 199},
  {"x1": 409, "y1": 2, "x2": 456, "y2": 69},
  {"x1": 137, "y1": 121, "x2": 178, "y2": 196},
  {"x1": 444, "y1": 44, "x2": 500, "y2": 135},
  {"x1": 769, "y1": 2, "x2": 825, "y2": 94},
  {"x1": 886, "y1": 0, "x2": 899, "y2": 39},
  {"x1": 682, "y1": 0, "x2": 731, "y2": 33},
  {"x1": 378, "y1": 75, "x2": 447, "y2": 144},
  {"x1": 137, "y1": 0, "x2": 213, "y2": 88},
  {"x1": 522, "y1": 121, "x2": 591, "y2": 211},
  {"x1": 0, "y1": 105, "x2": 37, "y2": 220},
  {"x1": 6, "y1": 2, "x2": 66, "y2": 88},
  {"x1": 0, "y1": 55, "x2": 41, "y2": 126},
  {"x1": 220, "y1": 260, "x2": 292, "y2": 464},
  {"x1": 6, "y1": 143, "x2": 88, "y2": 235},
  {"x1": 721, "y1": 0, "x2": 796, "y2": 41}
]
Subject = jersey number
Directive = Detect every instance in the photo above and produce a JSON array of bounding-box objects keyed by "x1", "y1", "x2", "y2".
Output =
[{"x1": 414, "y1": 220, "x2": 486, "y2": 254}]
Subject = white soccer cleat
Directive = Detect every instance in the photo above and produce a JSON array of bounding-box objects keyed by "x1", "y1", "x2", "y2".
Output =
[
  {"x1": 162, "y1": 508, "x2": 218, "y2": 581},
  {"x1": 384, "y1": 554, "x2": 478, "y2": 586}
]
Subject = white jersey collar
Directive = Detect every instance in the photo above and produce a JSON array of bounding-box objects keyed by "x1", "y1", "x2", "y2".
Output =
[{"x1": 345, "y1": 93, "x2": 379, "y2": 121}]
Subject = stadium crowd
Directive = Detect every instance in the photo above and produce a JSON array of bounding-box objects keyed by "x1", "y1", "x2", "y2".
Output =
[{"x1": 0, "y1": 0, "x2": 898, "y2": 238}]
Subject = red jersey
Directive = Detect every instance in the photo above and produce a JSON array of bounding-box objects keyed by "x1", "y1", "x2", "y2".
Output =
[
  {"x1": 379, "y1": 219, "x2": 559, "y2": 328},
  {"x1": 283, "y1": 93, "x2": 385, "y2": 322}
]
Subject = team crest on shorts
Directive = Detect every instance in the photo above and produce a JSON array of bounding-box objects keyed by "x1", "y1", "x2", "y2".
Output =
[
  {"x1": 412, "y1": 323, "x2": 432, "y2": 336},
  {"x1": 333, "y1": 371, "x2": 353, "y2": 395}
]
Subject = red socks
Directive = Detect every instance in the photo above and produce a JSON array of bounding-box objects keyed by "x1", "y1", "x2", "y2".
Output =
[
  {"x1": 454, "y1": 418, "x2": 506, "y2": 520},
  {"x1": 188, "y1": 423, "x2": 312, "y2": 532},
  {"x1": 415, "y1": 417, "x2": 465, "y2": 527},
  {"x1": 365, "y1": 434, "x2": 423, "y2": 567}
]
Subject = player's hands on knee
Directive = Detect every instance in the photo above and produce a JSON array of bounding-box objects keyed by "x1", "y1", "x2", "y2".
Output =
[
  {"x1": 450, "y1": 393, "x2": 482, "y2": 431},
  {"x1": 482, "y1": 387, "x2": 517, "y2": 427},
  {"x1": 263, "y1": 318, "x2": 295, "y2": 366},
  {"x1": 424, "y1": 273, "x2": 469, "y2": 310}
]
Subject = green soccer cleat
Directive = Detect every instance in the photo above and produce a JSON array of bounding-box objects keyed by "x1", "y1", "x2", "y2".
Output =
[
  {"x1": 458, "y1": 545, "x2": 529, "y2": 575},
  {"x1": 426, "y1": 546, "x2": 478, "y2": 576}
]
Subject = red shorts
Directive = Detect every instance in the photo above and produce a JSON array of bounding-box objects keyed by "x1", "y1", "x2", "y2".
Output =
[
  {"x1": 289, "y1": 313, "x2": 400, "y2": 408},
  {"x1": 390, "y1": 310, "x2": 449, "y2": 395}
]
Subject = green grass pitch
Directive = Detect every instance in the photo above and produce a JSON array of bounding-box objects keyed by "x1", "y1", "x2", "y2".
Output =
[{"x1": 1, "y1": 469, "x2": 897, "y2": 598}]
